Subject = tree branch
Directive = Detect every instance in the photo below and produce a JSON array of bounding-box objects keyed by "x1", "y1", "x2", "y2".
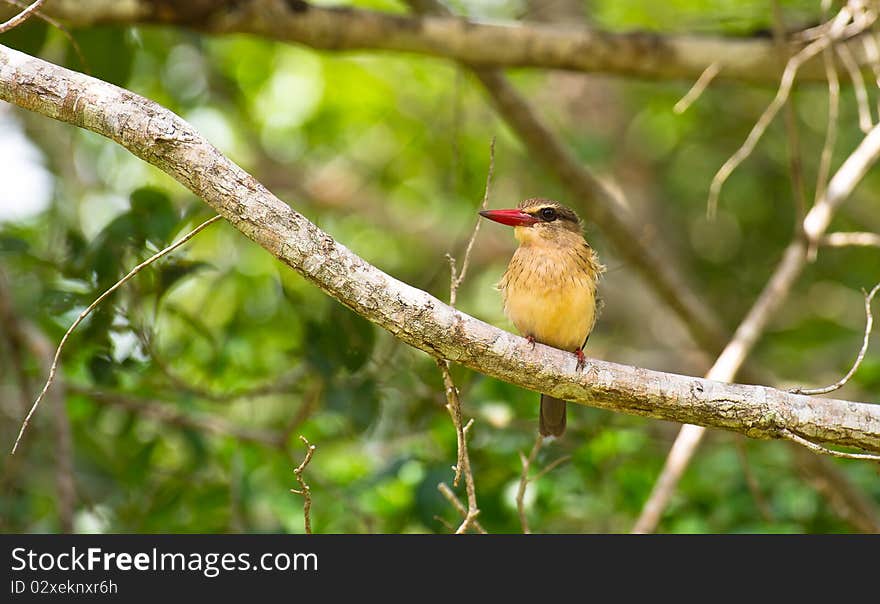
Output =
[
  {"x1": 0, "y1": 0, "x2": 43, "y2": 33},
  {"x1": 3, "y1": 44, "x2": 879, "y2": 456},
  {"x1": 37, "y1": 0, "x2": 880, "y2": 84},
  {"x1": 633, "y1": 89, "x2": 880, "y2": 534}
]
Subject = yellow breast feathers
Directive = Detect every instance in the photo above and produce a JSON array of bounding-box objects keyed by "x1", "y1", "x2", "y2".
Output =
[{"x1": 499, "y1": 236, "x2": 602, "y2": 352}]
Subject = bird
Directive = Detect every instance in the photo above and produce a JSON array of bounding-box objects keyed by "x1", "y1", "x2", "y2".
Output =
[{"x1": 479, "y1": 198, "x2": 604, "y2": 437}]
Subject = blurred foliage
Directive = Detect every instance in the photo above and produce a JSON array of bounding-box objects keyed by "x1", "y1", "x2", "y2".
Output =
[{"x1": 1, "y1": 0, "x2": 879, "y2": 534}]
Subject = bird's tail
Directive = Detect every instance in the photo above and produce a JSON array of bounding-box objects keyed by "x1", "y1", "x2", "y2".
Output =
[{"x1": 539, "y1": 394, "x2": 567, "y2": 437}]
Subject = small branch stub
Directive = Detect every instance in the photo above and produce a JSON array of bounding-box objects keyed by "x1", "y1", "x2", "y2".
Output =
[{"x1": 291, "y1": 435, "x2": 317, "y2": 534}]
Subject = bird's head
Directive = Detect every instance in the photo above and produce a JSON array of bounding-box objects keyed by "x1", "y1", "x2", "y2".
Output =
[{"x1": 479, "y1": 199, "x2": 582, "y2": 247}]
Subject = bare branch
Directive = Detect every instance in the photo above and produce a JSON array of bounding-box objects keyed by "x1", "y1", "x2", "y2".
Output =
[
  {"x1": 436, "y1": 360, "x2": 480, "y2": 534},
  {"x1": 437, "y1": 144, "x2": 496, "y2": 530},
  {"x1": 782, "y1": 429, "x2": 880, "y2": 462},
  {"x1": 632, "y1": 423, "x2": 706, "y2": 533},
  {"x1": 2, "y1": 0, "x2": 87, "y2": 70},
  {"x1": 0, "y1": 0, "x2": 43, "y2": 33},
  {"x1": 3, "y1": 45, "x2": 880, "y2": 459},
  {"x1": 821, "y1": 231, "x2": 880, "y2": 247},
  {"x1": 707, "y1": 38, "x2": 827, "y2": 218},
  {"x1": 837, "y1": 41, "x2": 874, "y2": 133},
  {"x1": 634, "y1": 120, "x2": 880, "y2": 533},
  {"x1": 37, "y1": 0, "x2": 880, "y2": 84},
  {"x1": 290, "y1": 435, "x2": 317, "y2": 534},
  {"x1": 790, "y1": 283, "x2": 880, "y2": 396},
  {"x1": 791, "y1": 445, "x2": 880, "y2": 533},
  {"x1": 437, "y1": 482, "x2": 487, "y2": 534},
  {"x1": 10, "y1": 214, "x2": 223, "y2": 454},
  {"x1": 815, "y1": 43, "x2": 841, "y2": 204},
  {"x1": 673, "y1": 62, "x2": 720, "y2": 115},
  {"x1": 707, "y1": 5, "x2": 862, "y2": 218}
]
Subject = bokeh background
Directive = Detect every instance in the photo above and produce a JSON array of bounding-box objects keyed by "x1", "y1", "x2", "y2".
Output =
[{"x1": 1, "y1": 0, "x2": 879, "y2": 533}]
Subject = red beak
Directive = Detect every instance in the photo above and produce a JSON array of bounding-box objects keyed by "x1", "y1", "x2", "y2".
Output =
[{"x1": 479, "y1": 208, "x2": 538, "y2": 227}]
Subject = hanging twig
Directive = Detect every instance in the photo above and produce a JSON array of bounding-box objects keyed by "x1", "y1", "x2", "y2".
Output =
[
  {"x1": 290, "y1": 435, "x2": 317, "y2": 534},
  {"x1": 10, "y1": 215, "x2": 223, "y2": 455},
  {"x1": 781, "y1": 429, "x2": 880, "y2": 462},
  {"x1": 790, "y1": 283, "x2": 880, "y2": 396},
  {"x1": 821, "y1": 231, "x2": 880, "y2": 248}
]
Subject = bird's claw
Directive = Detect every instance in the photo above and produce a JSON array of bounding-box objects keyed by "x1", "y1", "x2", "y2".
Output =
[
  {"x1": 526, "y1": 335, "x2": 536, "y2": 350},
  {"x1": 575, "y1": 348, "x2": 586, "y2": 372}
]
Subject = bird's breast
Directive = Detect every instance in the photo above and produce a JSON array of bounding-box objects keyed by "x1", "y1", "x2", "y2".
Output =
[{"x1": 500, "y1": 246, "x2": 598, "y2": 352}]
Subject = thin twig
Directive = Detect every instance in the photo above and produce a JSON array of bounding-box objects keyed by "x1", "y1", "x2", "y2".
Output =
[
  {"x1": 707, "y1": 5, "x2": 858, "y2": 218},
  {"x1": 437, "y1": 482, "x2": 487, "y2": 534},
  {"x1": 434, "y1": 140, "x2": 496, "y2": 532},
  {"x1": 836, "y1": 42, "x2": 874, "y2": 133},
  {"x1": 632, "y1": 423, "x2": 705, "y2": 533},
  {"x1": 781, "y1": 429, "x2": 880, "y2": 462},
  {"x1": 1, "y1": 0, "x2": 88, "y2": 70},
  {"x1": 437, "y1": 359, "x2": 481, "y2": 533},
  {"x1": 858, "y1": 19, "x2": 880, "y2": 118},
  {"x1": 821, "y1": 231, "x2": 880, "y2": 247},
  {"x1": 790, "y1": 283, "x2": 880, "y2": 395},
  {"x1": 10, "y1": 215, "x2": 223, "y2": 455},
  {"x1": 673, "y1": 62, "x2": 721, "y2": 114},
  {"x1": 531, "y1": 453, "x2": 572, "y2": 482},
  {"x1": 290, "y1": 435, "x2": 317, "y2": 534},
  {"x1": 815, "y1": 41, "x2": 840, "y2": 204},
  {"x1": 635, "y1": 107, "x2": 880, "y2": 534},
  {"x1": 791, "y1": 445, "x2": 880, "y2": 533},
  {"x1": 449, "y1": 137, "x2": 495, "y2": 306},
  {"x1": 0, "y1": 0, "x2": 43, "y2": 33},
  {"x1": 707, "y1": 39, "x2": 826, "y2": 219}
]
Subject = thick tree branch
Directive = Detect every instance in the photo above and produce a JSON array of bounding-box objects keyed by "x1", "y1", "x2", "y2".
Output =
[
  {"x1": 2, "y1": 44, "x2": 880, "y2": 455},
  {"x1": 37, "y1": 0, "x2": 880, "y2": 84}
]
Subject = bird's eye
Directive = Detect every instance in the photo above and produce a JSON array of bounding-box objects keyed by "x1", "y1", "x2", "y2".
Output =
[{"x1": 540, "y1": 207, "x2": 557, "y2": 221}]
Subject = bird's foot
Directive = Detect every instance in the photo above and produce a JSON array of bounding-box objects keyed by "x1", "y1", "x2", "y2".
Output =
[
  {"x1": 575, "y1": 347, "x2": 586, "y2": 372},
  {"x1": 526, "y1": 335, "x2": 536, "y2": 350}
]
